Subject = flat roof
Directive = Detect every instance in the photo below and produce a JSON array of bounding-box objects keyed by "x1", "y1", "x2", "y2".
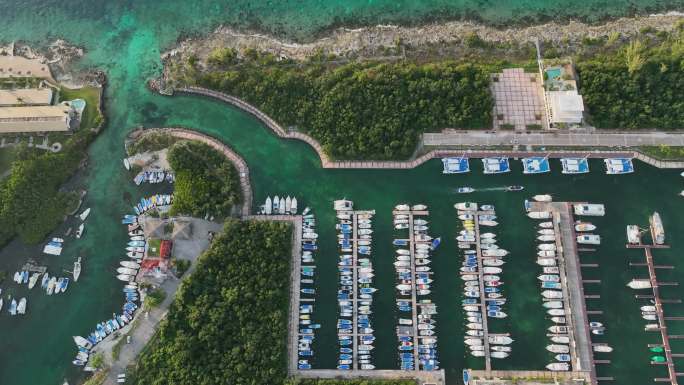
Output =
[
  {"x1": 0, "y1": 105, "x2": 70, "y2": 120},
  {"x1": 0, "y1": 88, "x2": 53, "y2": 106},
  {"x1": 0, "y1": 56, "x2": 53, "y2": 79}
]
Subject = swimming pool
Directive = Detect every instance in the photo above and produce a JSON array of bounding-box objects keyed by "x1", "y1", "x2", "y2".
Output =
[{"x1": 546, "y1": 67, "x2": 562, "y2": 79}]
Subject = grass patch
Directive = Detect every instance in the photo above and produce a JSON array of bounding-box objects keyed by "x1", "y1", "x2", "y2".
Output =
[
  {"x1": 147, "y1": 238, "x2": 162, "y2": 257},
  {"x1": 640, "y1": 145, "x2": 684, "y2": 161},
  {"x1": 82, "y1": 370, "x2": 108, "y2": 385},
  {"x1": 59, "y1": 86, "x2": 103, "y2": 130},
  {"x1": 144, "y1": 288, "x2": 167, "y2": 308},
  {"x1": 127, "y1": 132, "x2": 180, "y2": 156}
]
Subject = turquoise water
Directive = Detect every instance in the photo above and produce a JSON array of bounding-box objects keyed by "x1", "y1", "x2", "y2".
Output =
[
  {"x1": 546, "y1": 67, "x2": 562, "y2": 79},
  {"x1": 0, "y1": 1, "x2": 683, "y2": 385}
]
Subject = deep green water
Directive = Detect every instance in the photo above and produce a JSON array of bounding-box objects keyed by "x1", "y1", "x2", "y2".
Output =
[{"x1": 1, "y1": 1, "x2": 684, "y2": 385}]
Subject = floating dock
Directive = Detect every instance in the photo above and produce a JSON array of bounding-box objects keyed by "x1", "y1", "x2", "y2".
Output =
[{"x1": 628, "y1": 214, "x2": 679, "y2": 385}]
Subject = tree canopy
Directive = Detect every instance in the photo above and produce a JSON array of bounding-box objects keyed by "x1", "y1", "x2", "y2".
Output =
[
  {"x1": 133, "y1": 220, "x2": 292, "y2": 385},
  {"x1": 189, "y1": 51, "x2": 493, "y2": 160},
  {"x1": 577, "y1": 27, "x2": 684, "y2": 129},
  {"x1": 168, "y1": 140, "x2": 242, "y2": 219}
]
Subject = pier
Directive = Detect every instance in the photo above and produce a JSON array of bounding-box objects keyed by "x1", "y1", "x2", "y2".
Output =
[
  {"x1": 628, "y1": 215, "x2": 679, "y2": 385},
  {"x1": 393, "y1": 208, "x2": 430, "y2": 371},
  {"x1": 473, "y1": 210, "x2": 493, "y2": 372}
]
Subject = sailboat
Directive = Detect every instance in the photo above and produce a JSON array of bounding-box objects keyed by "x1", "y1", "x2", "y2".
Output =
[{"x1": 73, "y1": 257, "x2": 82, "y2": 282}]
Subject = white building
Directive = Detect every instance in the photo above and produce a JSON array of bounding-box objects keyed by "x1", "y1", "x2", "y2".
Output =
[{"x1": 547, "y1": 90, "x2": 584, "y2": 125}]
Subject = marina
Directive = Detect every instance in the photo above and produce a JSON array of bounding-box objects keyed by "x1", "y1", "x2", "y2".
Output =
[{"x1": 626, "y1": 212, "x2": 680, "y2": 385}]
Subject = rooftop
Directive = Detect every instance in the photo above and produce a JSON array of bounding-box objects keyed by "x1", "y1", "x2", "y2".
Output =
[
  {"x1": 0, "y1": 88, "x2": 53, "y2": 106},
  {"x1": 0, "y1": 56, "x2": 53, "y2": 80}
]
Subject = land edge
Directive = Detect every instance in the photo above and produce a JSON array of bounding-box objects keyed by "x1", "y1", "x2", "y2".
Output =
[
  {"x1": 146, "y1": 81, "x2": 684, "y2": 171},
  {"x1": 163, "y1": 13, "x2": 684, "y2": 62},
  {"x1": 126, "y1": 127, "x2": 253, "y2": 215}
]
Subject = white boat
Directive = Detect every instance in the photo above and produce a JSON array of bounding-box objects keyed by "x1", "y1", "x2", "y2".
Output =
[
  {"x1": 285, "y1": 196, "x2": 292, "y2": 213},
  {"x1": 544, "y1": 266, "x2": 560, "y2": 274},
  {"x1": 264, "y1": 197, "x2": 272, "y2": 215},
  {"x1": 79, "y1": 208, "x2": 91, "y2": 221},
  {"x1": 290, "y1": 198, "x2": 298, "y2": 214},
  {"x1": 542, "y1": 290, "x2": 563, "y2": 299},
  {"x1": 551, "y1": 317, "x2": 566, "y2": 324},
  {"x1": 490, "y1": 351, "x2": 509, "y2": 359},
  {"x1": 573, "y1": 203, "x2": 605, "y2": 216},
  {"x1": 538, "y1": 243, "x2": 556, "y2": 251},
  {"x1": 28, "y1": 273, "x2": 40, "y2": 289},
  {"x1": 527, "y1": 211, "x2": 551, "y2": 219},
  {"x1": 479, "y1": 220, "x2": 498, "y2": 227},
  {"x1": 454, "y1": 202, "x2": 478, "y2": 211},
  {"x1": 538, "y1": 250, "x2": 555, "y2": 257},
  {"x1": 394, "y1": 204, "x2": 410, "y2": 211},
  {"x1": 533, "y1": 194, "x2": 552, "y2": 202},
  {"x1": 483, "y1": 267, "x2": 502, "y2": 274},
  {"x1": 467, "y1": 323, "x2": 483, "y2": 330},
  {"x1": 538, "y1": 274, "x2": 560, "y2": 282},
  {"x1": 464, "y1": 338, "x2": 483, "y2": 346},
  {"x1": 551, "y1": 336, "x2": 570, "y2": 344},
  {"x1": 544, "y1": 301, "x2": 564, "y2": 310},
  {"x1": 273, "y1": 196, "x2": 280, "y2": 212},
  {"x1": 17, "y1": 298, "x2": 26, "y2": 314},
  {"x1": 482, "y1": 259, "x2": 505, "y2": 267},
  {"x1": 577, "y1": 234, "x2": 601, "y2": 245},
  {"x1": 538, "y1": 229, "x2": 555, "y2": 236},
  {"x1": 120, "y1": 261, "x2": 140, "y2": 269},
  {"x1": 46, "y1": 277, "x2": 57, "y2": 295},
  {"x1": 482, "y1": 249, "x2": 508, "y2": 257},
  {"x1": 537, "y1": 235, "x2": 555, "y2": 242},
  {"x1": 457, "y1": 187, "x2": 475, "y2": 194},
  {"x1": 117, "y1": 267, "x2": 137, "y2": 275},
  {"x1": 627, "y1": 279, "x2": 651, "y2": 289},
  {"x1": 546, "y1": 363, "x2": 569, "y2": 371},
  {"x1": 546, "y1": 344, "x2": 570, "y2": 354},
  {"x1": 575, "y1": 222, "x2": 596, "y2": 232},
  {"x1": 75, "y1": 223, "x2": 85, "y2": 239},
  {"x1": 547, "y1": 309, "x2": 565, "y2": 316},
  {"x1": 626, "y1": 225, "x2": 641, "y2": 244},
  {"x1": 539, "y1": 221, "x2": 553, "y2": 228},
  {"x1": 116, "y1": 274, "x2": 134, "y2": 282},
  {"x1": 536, "y1": 258, "x2": 556, "y2": 266},
  {"x1": 593, "y1": 345, "x2": 613, "y2": 353},
  {"x1": 641, "y1": 305, "x2": 657, "y2": 312},
  {"x1": 412, "y1": 204, "x2": 427, "y2": 211},
  {"x1": 488, "y1": 335, "x2": 513, "y2": 345}
]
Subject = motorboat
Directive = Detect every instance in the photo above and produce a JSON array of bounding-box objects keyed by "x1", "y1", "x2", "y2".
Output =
[
  {"x1": 573, "y1": 203, "x2": 605, "y2": 217},
  {"x1": 17, "y1": 298, "x2": 26, "y2": 314},
  {"x1": 546, "y1": 344, "x2": 570, "y2": 354},
  {"x1": 544, "y1": 267, "x2": 560, "y2": 274},
  {"x1": 542, "y1": 290, "x2": 563, "y2": 299},
  {"x1": 506, "y1": 185, "x2": 524, "y2": 192},
  {"x1": 482, "y1": 259, "x2": 505, "y2": 267},
  {"x1": 555, "y1": 354, "x2": 571, "y2": 362},
  {"x1": 575, "y1": 222, "x2": 596, "y2": 232},
  {"x1": 593, "y1": 345, "x2": 613, "y2": 353},
  {"x1": 454, "y1": 202, "x2": 478, "y2": 211},
  {"x1": 537, "y1": 258, "x2": 556, "y2": 266},
  {"x1": 546, "y1": 362, "x2": 569, "y2": 371},
  {"x1": 79, "y1": 208, "x2": 91, "y2": 221},
  {"x1": 412, "y1": 204, "x2": 427, "y2": 211},
  {"x1": 538, "y1": 274, "x2": 560, "y2": 282},
  {"x1": 627, "y1": 279, "x2": 652, "y2": 289},
  {"x1": 458, "y1": 187, "x2": 475, "y2": 194},
  {"x1": 394, "y1": 204, "x2": 410, "y2": 211},
  {"x1": 75, "y1": 223, "x2": 85, "y2": 239},
  {"x1": 527, "y1": 211, "x2": 551, "y2": 219},
  {"x1": 538, "y1": 250, "x2": 555, "y2": 257},
  {"x1": 537, "y1": 235, "x2": 555, "y2": 242},
  {"x1": 641, "y1": 305, "x2": 657, "y2": 312},
  {"x1": 539, "y1": 221, "x2": 553, "y2": 228},
  {"x1": 550, "y1": 336, "x2": 570, "y2": 344},
  {"x1": 73, "y1": 257, "x2": 82, "y2": 282},
  {"x1": 28, "y1": 273, "x2": 40, "y2": 289},
  {"x1": 538, "y1": 243, "x2": 556, "y2": 251},
  {"x1": 577, "y1": 234, "x2": 601, "y2": 245},
  {"x1": 551, "y1": 317, "x2": 566, "y2": 324},
  {"x1": 533, "y1": 194, "x2": 552, "y2": 202},
  {"x1": 488, "y1": 335, "x2": 513, "y2": 345},
  {"x1": 538, "y1": 229, "x2": 555, "y2": 235},
  {"x1": 548, "y1": 325, "x2": 568, "y2": 333}
]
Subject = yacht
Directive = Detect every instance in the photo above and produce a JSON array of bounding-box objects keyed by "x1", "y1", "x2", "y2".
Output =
[
  {"x1": 73, "y1": 257, "x2": 82, "y2": 282},
  {"x1": 573, "y1": 203, "x2": 605, "y2": 216}
]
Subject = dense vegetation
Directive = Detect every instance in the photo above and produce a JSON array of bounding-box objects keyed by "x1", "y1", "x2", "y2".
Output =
[
  {"x1": 181, "y1": 50, "x2": 493, "y2": 160},
  {"x1": 0, "y1": 86, "x2": 102, "y2": 246},
  {"x1": 285, "y1": 381, "x2": 416, "y2": 385},
  {"x1": 577, "y1": 26, "x2": 684, "y2": 129},
  {"x1": 127, "y1": 132, "x2": 180, "y2": 155},
  {"x1": 133, "y1": 220, "x2": 292, "y2": 385},
  {"x1": 168, "y1": 140, "x2": 242, "y2": 219}
]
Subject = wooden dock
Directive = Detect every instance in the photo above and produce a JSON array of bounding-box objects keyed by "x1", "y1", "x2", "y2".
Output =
[
  {"x1": 630, "y1": 215, "x2": 679, "y2": 385},
  {"x1": 473, "y1": 211, "x2": 493, "y2": 372}
]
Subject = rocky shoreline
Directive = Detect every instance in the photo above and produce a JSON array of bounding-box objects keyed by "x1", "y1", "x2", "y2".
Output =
[
  {"x1": 0, "y1": 40, "x2": 104, "y2": 88},
  {"x1": 164, "y1": 13, "x2": 684, "y2": 62}
]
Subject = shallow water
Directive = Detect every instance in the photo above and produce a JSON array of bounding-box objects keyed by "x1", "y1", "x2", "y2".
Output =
[{"x1": 0, "y1": 1, "x2": 684, "y2": 385}]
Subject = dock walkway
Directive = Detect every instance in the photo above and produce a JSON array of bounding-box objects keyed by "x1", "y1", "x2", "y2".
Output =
[
  {"x1": 629, "y1": 218, "x2": 679, "y2": 385},
  {"x1": 473, "y1": 211, "x2": 493, "y2": 372}
]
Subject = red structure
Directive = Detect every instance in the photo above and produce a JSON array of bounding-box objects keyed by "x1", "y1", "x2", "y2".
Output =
[{"x1": 159, "y1": 240, "x2": 173, "y2": 259}]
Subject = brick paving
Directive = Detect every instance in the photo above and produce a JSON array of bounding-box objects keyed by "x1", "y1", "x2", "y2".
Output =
[{"x1": 491, "y1": 68, "x2": 546, "y2": 130}]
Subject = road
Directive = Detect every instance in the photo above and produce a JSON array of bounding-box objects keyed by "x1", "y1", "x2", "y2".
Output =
[{"x1": 424, "y1": 131, "x2": 684, "y2": 147}]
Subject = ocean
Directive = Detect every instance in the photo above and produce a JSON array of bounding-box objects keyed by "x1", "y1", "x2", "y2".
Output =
[{"x1": 0, "y1": 1, "x2": 683, "y2": 384}]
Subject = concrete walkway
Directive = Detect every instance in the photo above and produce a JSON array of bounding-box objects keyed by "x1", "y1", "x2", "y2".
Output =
[{"x1": 424, "y1": 130, "x2": 684, "y2": 147}]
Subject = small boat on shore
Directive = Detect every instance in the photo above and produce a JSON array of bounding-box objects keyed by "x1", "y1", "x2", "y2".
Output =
[{"x1": 79, "y1": 208, "x2": 91, "y2": 221}]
